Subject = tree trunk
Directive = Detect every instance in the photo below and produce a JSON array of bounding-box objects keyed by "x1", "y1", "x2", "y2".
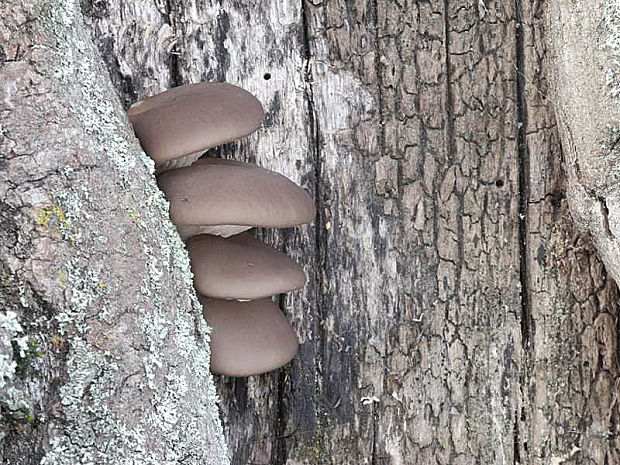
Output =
[
  {"x1": 0, "y1": 1, "x2": 228, "y2": 463},
  {"x1": 3, "y1": 0, "x2": 620, "y2": 464}
]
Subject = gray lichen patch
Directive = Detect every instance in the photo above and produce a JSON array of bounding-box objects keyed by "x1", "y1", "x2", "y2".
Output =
[
  {"x1": 0, "y1": 311, "x2": 33, "y2": 434},
  {"x1": 0, "y1": 312, "x2": 22, "y2": 391}
]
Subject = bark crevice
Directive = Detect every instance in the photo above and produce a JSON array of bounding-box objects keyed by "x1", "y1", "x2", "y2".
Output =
[
  {"x1": 300, "y1": 0, "x2": 327, "y2": 413},
  {"x1": 514, "y1": 1, "x2": 531, "y2": 462}
]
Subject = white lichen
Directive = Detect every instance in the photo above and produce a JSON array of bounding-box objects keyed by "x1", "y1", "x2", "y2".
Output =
[
  {"x1": 0, "y1": 309, "x2": 33, "y2": 430},
  {"x1": 0, "y1": 311, "x2": 22, "y2": 389},
  {"x1": 3, "y1": 387, "x2": 30, "y2": 415},
  {"x1": 0, "y1": 355, "x2": 16, "y2": 391},
  {"x1": 0, "y1": 311, "x2": 22, "y2": 334},
  {"x1": 14, "y1": 336, "x2": 29, "y2": 359}
]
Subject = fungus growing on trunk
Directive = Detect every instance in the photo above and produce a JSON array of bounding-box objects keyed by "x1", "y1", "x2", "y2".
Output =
[
  {"x1": 127, "y1": 82, "x2": 264, "y2": 171},
  {"x1": 157, "y1": 158, "x2": 316, "y2": 238},
  {"x1": 187, "y1": 232, "x2": 305, "y2": 300},
  {"x1": 200, "y1": 296, "x2": 299, "y2": 376},
  {"x1": 127, "y1": 82, "x2": 309, "y2": 377}
]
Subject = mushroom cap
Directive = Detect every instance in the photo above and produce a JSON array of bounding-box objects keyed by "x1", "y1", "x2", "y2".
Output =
[
  {"x1": 128, "y1": 83, "x2": 264, "y2": 165},
  {"x1": 187, "y1": 233, "x2": 306, "y2": 300},
  {"x1": 201, "y1": 296, "x2": 299, "y2": 376},
  {"x1": 157, "y1": 158, "x2": 316, "y2": 231}
]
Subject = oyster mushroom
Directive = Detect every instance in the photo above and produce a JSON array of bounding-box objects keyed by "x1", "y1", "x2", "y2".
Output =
[
  {"x1": 127, "y1": 82, "x2": 264, "y2": 172},
  {"x1": 188, "y1": 232, "x2": 306, "y2": 300},
  {"x1": 200, "y1": 296, "x2": 298, "y2": 376},
  {"x1": 157, "y1": 158, "x2": 315, "y2": 238}
]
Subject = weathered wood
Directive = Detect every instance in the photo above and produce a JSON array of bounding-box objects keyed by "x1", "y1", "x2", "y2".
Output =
[
  {"x1": 545, "y1": 0, "x2": 620, "y2": 286},
  {"x1": 80, "y1": 0, "x2": 620, "y2": 463}
]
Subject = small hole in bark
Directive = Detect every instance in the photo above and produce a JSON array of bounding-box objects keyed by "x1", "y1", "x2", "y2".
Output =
[
  {"x1": 263, "y1": 73, "x2": 271, "y2": 80},
  {"x1": 495, "y1": 179, "x2": 504, "y2": 188}
]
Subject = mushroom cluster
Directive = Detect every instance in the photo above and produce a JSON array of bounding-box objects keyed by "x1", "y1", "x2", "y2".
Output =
[{"x1": 128, "y1": 82, "x2": 313, "y2": 377}]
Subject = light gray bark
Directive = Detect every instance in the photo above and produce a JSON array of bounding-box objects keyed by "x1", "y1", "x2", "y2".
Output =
[
  {"x1": 546, "y1": 0, "x2": 620, "y2": 286},
  {"x1": 0, "y1": 1, "x2": 228, "y2": 463}
]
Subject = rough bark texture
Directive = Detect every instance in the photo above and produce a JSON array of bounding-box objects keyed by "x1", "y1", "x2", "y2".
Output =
[
  {"x1": 0, "y1": 1, "x2": 228, "y2": 463},
  {"x1": 2, "y1": 0, "x2": 620, "y2": 464},
  {"x1": 546, "y1": 0, "x2": 620, "y2": 287}
]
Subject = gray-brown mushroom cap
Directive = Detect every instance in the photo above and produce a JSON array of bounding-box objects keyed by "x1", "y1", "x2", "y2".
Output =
[
  {"x1": 128, "y1": 82, "x2": 264, "y2": 166},
  {"x1": 188, "y1": 233, "x2": 306, "y2": 300},
  {"x1": 157, "y1": 158, "x2": 316, "y2": 238},
  {"x1": 201, "y1": 296, "x2": 299, "y2": 376}
]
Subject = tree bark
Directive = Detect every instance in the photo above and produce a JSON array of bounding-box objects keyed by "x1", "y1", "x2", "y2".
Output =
[
  {"x1": 546, "y1": 0, "x2": 620, "y2": 287},
  {"x1": 2, "y1": 0, "x2": 620, "y2": 464},
  {"x1": 0, "y1": 1, "x2": 228, "y2": 463}
]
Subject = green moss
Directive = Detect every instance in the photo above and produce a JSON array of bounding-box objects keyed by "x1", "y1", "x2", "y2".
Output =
[
  {"x1": 128, "y1": 207, "x2": 141, "y2": 226},
  {"x1": 292, "y1": 426, "x2": 331, "y2": 464},
  {"x1": 0, "y1": 272, "x2": 11, "y2": 287},
  {"x1": 12, "y1": 337, "x2": 44, "y2": 379},
  {"x1": 57, "y1": 269, "x2": 67, "y2": 287}
]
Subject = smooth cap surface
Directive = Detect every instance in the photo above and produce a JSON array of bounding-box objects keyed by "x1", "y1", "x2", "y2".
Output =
[
  {"x1": 201, "y1": 296, "x2": 299, "y2": 376},
  {"x1": 157, "y1": 158, "x2": 316, "y2": 229},
  {"x1": 188, "y1": 233, "x2": 306, "y2": 300},
  {"x1": 128, "y1": 83, "x2": 264, "y2": 164}
]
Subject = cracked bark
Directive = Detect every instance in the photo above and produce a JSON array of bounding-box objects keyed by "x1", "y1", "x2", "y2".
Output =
[{"x1": 2, "y1": 0, "x2": 619, "y2": 464}]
